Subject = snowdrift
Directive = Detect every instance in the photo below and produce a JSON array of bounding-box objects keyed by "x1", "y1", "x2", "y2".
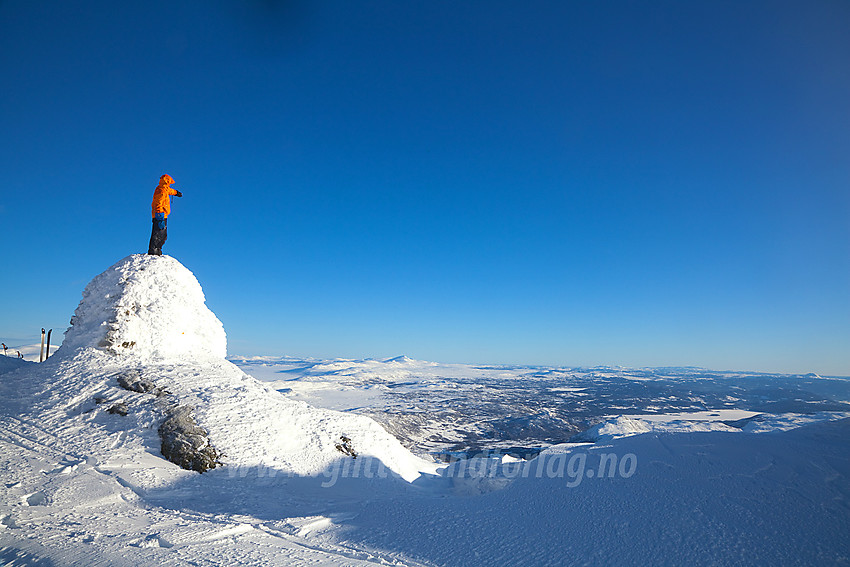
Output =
[
  {"x1": 0, "y1": 356, "x2": 31, "y2": 374},
  {"x1": 17, "y1": 254, "x2": 438, "y2": 482}
]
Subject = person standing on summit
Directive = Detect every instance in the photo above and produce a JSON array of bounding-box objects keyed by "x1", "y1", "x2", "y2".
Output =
[{"x1": 147, "y1": 174, "x2": 182, "y2": 255}]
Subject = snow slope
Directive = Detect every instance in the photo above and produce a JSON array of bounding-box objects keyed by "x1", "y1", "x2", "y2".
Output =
[
  {"x1": 1, "y1": 254, "x2": 849, "y2": 566},
  {"x1": 337, "y1": 418, "x2": 850, "y2": 566}
]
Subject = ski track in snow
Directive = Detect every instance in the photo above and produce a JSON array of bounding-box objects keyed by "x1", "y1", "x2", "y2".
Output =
[{"x1": 2, "y1": 255, "x2": 849, "y2": 566}]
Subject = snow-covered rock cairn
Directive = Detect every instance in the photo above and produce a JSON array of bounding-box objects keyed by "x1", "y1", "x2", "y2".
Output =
[{"x1": 61, "y1": 255, "x2": 228, "y2": 473}]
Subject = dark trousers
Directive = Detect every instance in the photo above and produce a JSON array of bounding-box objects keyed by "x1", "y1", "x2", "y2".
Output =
[{"x1": 148, "y1": 218, "x2": 168, "y2": 255}]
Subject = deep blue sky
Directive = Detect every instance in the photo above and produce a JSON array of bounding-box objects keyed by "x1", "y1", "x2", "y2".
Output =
[{"x1": 2, "y1": 1, "x2": 848, "y2": 374}]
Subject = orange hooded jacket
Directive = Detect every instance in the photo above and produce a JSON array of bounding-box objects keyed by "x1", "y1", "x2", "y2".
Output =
[{"x1": 151, "y1": 174, "x2": 178, "y2": 218}]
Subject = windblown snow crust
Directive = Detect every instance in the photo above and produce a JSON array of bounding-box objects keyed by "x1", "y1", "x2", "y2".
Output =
[{"x1": 61, "y1": 255, "x2": 227, "y2": 362}]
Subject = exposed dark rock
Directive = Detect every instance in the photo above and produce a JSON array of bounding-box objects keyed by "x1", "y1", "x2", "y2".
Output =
[
  {"x1": 110, "y1": 370, "x2": 220, "y2": 472},
  {"x1": 115, "y1": 369, "x2": 167, "y2": 397},
  {"x1": 158, "y1": 406, "x2": 222, "y2": 473},
  {"x1": 107, "y1": 403, "x2": 129, "y2": 416},
  {"x1": 335, "y1": 435, "x2": 357, "y2": 459}
]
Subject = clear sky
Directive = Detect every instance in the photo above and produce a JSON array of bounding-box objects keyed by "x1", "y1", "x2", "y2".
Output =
[{"x1": 1, "y1": 1, "x2": 848, "y2": 375}]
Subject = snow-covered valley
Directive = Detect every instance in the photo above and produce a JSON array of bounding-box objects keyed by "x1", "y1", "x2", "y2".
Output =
[
  {"x1": 233, "y1": 356, "x2": 850, "y2": 458},
  {"x1": 2, "y1": 255, "x2": 849, "y2": 566}
]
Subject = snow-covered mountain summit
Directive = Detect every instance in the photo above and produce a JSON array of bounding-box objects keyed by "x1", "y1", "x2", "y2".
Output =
[
  {"x1": 2, "y1": 256, "x2": 849, "y2": 565},
  {"x1": 59, "y1": 254, "x2": 226, "y2": 362}
]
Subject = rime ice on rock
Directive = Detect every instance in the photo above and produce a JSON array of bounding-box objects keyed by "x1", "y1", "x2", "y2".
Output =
[{"x1": 61, "y1": 254, "x2": 227, "y2": 362}]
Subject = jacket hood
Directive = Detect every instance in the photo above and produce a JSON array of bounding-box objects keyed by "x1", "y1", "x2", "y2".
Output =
[{"x1": 159, "y1": 174, "x2": 175, "y2": 186}]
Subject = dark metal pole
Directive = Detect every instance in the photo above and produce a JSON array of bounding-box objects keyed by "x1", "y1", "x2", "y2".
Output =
[{"x1": 45, "y1": 329, "x2": 52, "y2": 359}]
